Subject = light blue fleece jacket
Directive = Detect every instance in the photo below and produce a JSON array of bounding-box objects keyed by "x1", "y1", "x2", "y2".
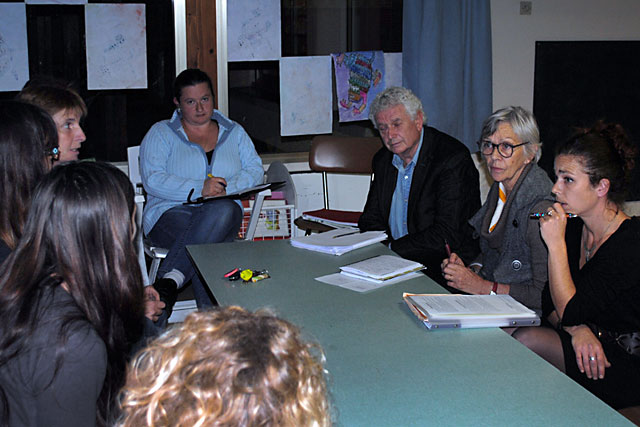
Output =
[{"x1": 139, "y1": 109, "x2": 263, "y2": 234}]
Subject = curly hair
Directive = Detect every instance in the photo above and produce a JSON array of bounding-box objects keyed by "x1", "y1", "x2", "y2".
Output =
[
  {"x1": 118, "y1": 307, "x2": 331, "y2": 427},
  {"x1": 556, "y1": 121, "x2": 637, "y2": 206}
]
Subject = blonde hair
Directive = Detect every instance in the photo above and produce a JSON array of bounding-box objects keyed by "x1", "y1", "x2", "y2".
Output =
[{"x1": 118, "y1": 307, "x2": 331, "y2": 427}]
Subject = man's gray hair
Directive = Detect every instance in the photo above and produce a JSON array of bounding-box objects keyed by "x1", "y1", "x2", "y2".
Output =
[
  {"x1": 369, "y1": 87, "x2": 425, "y2": 128},
  {"x1": 480, "y1": 106, "x2": 542, "y2": 162}
]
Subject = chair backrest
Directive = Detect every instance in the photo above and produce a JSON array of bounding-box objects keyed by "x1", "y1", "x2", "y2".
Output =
[
  {"x1": 309, "y1": 135, "x2": 382, "y2": 174},
  {"x1": 126, "y1": 145, "x2": 150, "y2": 285},
  {"x1": 266, "y1": 161, "x2": 297, "y2": 207},
  {"x1": 127, "y1": 145, "x2": 143, "y2": 191},
  {"x1": 471, "y1": 151, "x2": 494, "y2": 203},
  {"x1": 309, "y1": 136, "x2": 381, "y2": 209}
]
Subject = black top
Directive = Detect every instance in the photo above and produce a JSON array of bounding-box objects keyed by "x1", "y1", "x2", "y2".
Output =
[
  {"x1": 562, "y1": 217, "x2": 640, "y2": 333},
  {"x1": 544, "y1": 217, "x2": 640, "y2": 409},
  {"x1": 0, "y1": 286, "x2": 107, "y2": 426}
]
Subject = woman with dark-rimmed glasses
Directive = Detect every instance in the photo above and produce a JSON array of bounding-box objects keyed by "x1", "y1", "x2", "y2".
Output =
[{"x1": 442, "y1": 106, "x2": 553, "y2": 314}]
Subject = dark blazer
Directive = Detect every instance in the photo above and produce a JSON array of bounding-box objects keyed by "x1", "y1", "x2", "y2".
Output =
[{"x1": 359, "y1": 126, "x2": 480, "y2": 276}]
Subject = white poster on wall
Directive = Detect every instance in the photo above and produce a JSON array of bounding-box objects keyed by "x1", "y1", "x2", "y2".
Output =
[
  {"x1": 26, "y1": 0, "x2": 88, "y2": 4},
  {"x1": 384, "y1": 52, "x2": 403, "y2": 88},
  {"x1": 280, "y1": 56, "x2": 332, "y2": 136},
  {"x1": 0, "y1": 3, "x2": 29, "y2": 92},
  {"x1": 85, "y1": 3, "x2": 147, "y2": 90},
  {"x1": 228, "y1": 0, "x2": 281, "y2": 61}
]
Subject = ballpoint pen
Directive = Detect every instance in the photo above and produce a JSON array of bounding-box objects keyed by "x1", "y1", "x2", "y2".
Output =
[
  {"x1": 332, "y1": 230, "x2": 360, "y2": 239},
  {"x1": 444, "y1": 239, "x2": 452, "y2": 257},
  {"x1": 529, "y1": 212, "x2": 578, "y2": 219}
]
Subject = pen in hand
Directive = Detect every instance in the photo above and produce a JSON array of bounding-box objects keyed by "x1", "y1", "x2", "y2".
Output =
[
  {"x1": 444, "y1": 239, "x2": 452, "y2": 257},
  {"x1": 207, "y1": 173, "x2": 227, "y2": 188}
]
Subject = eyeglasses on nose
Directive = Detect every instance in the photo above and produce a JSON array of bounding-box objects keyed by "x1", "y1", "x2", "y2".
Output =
[{"x1": 477, "y1": 140, "x2": 529, "y2": 158}]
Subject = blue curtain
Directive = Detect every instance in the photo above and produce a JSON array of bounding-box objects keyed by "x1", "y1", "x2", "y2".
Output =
[{"x1": 403, "y1": 0, "x2": 492, "y2": 151}]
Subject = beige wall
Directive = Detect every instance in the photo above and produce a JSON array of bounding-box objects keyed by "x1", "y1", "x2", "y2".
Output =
[{"x1": 491, "y1": 0, "x2": 640, "y2": 111}]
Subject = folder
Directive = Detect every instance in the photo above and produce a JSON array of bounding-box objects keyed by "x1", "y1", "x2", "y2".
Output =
[
  {"x1": 290, "y1": 228, "x2": 387, "y2": 255},
  {"x1": 403, "y1": 293, "x2": 540, "y2": 329},
  {"x1": 301, "y1": 208, "x2": 362, "y2": 228}
]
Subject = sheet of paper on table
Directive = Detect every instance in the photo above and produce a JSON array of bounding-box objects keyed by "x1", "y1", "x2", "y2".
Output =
[{"x1": 316, "y1": 271, "x2": 421, "y2": 292}]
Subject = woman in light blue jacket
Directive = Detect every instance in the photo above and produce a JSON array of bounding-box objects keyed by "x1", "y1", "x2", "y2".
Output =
[{"x1": 140, "y1": 69, "x2": 263, "y2": 319}]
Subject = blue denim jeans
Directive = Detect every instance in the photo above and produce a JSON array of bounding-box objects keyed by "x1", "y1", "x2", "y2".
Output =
[{"x1": 148, "y1": 199, "x2": 242, "y2": 309}]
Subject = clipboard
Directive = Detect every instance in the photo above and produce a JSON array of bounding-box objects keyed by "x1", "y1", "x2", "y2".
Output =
[{"x1": 183, "y1": 181, "x2": 284, "y2": 205}]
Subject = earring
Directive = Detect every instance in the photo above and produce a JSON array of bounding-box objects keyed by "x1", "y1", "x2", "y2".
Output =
[{"x1": 177, "y1": 107, "x2": 182, "y2": 114}]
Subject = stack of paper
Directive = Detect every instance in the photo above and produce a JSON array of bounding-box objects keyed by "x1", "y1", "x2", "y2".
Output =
[
  {"x1": 290, "y1": 228, "x2": 387, "y2": 255},
  {"x1": 340, "y1": 255, "x2": 424, "y2": 283},
  {"x1": 403, "y1": 293, "x2": 540, "y2": 329},
  {"x1": 301, "y1": 209, "x2": 362, "y2": 228}
]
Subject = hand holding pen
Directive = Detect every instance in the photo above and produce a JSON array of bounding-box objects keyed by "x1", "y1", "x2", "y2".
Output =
[
  {"x1": 203, "y1": 173, "x2": 227, "y2": 197},
  {"x1": 538, "y1": 202, "x2": 569, "y2": 248},
  {"x1": 529, "y1": 212, "x2": 578, "y2": 219}
]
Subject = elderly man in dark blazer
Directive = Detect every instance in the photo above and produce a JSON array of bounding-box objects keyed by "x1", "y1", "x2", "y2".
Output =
[{"x1": 358, "y1": 87, "x2": 480, "y2": 283}]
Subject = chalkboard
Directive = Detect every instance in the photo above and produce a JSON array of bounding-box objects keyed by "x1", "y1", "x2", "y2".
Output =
[{"x1": 533, "y1": 41, "x2": 640, "y2": 200}]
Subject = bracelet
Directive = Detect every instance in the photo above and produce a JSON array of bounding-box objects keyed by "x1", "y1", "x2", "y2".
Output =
[{"x1": 490, "y1": 281, "x2": 498, "y2": 295}]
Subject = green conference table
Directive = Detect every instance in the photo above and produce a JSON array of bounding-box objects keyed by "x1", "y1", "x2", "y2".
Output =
[{"x1": 188, "y1": 240, "x2": 629, "y2": 426}]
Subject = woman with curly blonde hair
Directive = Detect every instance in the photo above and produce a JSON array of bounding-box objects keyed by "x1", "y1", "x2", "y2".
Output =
[{"x1": 118, "y1": 306, "x2": 331, "y2": 426}]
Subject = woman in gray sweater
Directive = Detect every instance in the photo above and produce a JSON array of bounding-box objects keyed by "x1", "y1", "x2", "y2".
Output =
[{"x1": 442, "y1": 107, "x2": 553, "y2": 314}]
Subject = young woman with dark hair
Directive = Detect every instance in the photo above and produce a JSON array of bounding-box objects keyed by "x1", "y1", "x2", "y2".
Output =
[
  {"x1": 0, "y1": 100, "x2": 58, "y2": 264},
  {"x1": 140, "y1": 68, "x2": 263, "y2": 319},
  {"x1": 0, "y1": 161, "x2": 145, "y2": 426},
  {"x1": 515, "y1": 122, "x2": 640, "y2": 409}
]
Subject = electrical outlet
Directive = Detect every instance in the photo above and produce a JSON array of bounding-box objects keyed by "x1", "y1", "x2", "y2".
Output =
[{"x1": 520, "y1": 1, "x2": 532, "y2": 15}]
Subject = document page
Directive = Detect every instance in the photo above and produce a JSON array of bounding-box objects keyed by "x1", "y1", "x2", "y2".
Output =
[
  {"x1": 340, "y1": 255, "x2": 424, "y2": 280},
  {"x1": 316, "y1": 272, "x2": 421, "y2": 292}
]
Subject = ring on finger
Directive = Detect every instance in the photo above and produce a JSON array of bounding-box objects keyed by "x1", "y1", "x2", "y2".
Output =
[
  {"x1": 546, "y1": 210, "x2": 554, "y2": 216},
  {"x1": 589, "y1": 356, "x2": 596, "y2": 361}
]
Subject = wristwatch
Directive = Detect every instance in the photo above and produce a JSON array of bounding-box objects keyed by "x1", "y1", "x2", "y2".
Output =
[{"x1": 490, "y1": 281, "x2": 498, "y2": 295}]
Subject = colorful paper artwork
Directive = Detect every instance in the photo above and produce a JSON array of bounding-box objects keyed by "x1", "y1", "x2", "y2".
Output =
[
  {"x1": 0, "y1": 3, "x2": 29, "y2": 92},
  {"x1": 85, "y1": 3, "x2": 147, "y2": 90},
  {"x1": 280, "y1": 56, "x2": 332, "y2": 136},
  {"x1": 332, "y1": 51, "x2": 385, "y2": 122}
]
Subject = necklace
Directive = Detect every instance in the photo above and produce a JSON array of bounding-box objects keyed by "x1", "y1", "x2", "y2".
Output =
[{"x1": 583, "y1": 211, "x2": 618, "y2": 262}]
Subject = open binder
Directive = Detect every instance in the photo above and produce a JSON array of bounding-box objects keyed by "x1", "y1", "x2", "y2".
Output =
[{"x1": 403, "y1": 293, "x2": 540, "y2": 329}]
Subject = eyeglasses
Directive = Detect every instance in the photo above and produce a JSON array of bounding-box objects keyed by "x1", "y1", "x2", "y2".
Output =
[{"x1": 478, "y1": 140, "x2": 529, "y2": 158}]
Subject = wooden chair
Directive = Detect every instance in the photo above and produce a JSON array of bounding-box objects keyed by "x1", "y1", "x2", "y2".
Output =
[{"x1": 295, "y1": 135, "x2": 382, "y2": 234}]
